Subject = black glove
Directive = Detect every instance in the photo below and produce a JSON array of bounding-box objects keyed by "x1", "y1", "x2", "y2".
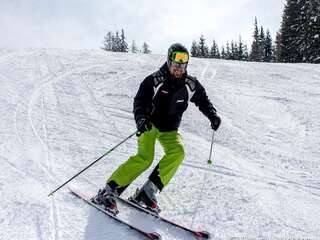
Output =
[
  {"x1": 210, "y1": 113, "x2": 221, "y2": 131},
  {"x1": 136, "y1": 117, "x2": 152, "y2": 136}
]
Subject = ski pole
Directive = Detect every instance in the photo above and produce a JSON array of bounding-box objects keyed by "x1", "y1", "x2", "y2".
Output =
[
  {"x1": 191, "y1": 130, "x2": 216, "y2": 227},
  {"x1": 48, "y1": 131, "x2": 138, "y2": 197},
  {"x1": 207, "y1": 130, "x2": 215, "y2": 165}
]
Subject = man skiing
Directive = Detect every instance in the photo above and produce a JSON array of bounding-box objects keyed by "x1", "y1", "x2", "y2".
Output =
[{"x1": 93, "y1": 43, "x2": 221, "y2": 214}]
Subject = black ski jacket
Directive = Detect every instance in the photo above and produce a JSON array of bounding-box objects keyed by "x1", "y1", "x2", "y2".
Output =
[{"x1": 133, "y1": 63, "x2": 217, "y2": 132}]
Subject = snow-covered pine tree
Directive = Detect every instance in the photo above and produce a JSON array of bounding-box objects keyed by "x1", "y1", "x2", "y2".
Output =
[
  {"x1": 278, "y1": 0, "x2": 303, "y2": 62},
  {"x1": 238, "y1": 36, "x2": 244, "y2": 61},
  {"x1": 112, "y1": 31, "x2": 122, "y2": 52},
  {"x1": 142, "y1": 42, "x2": 151, "y2": 54},
  {"x1": 226, "y1": 41, "x2": 231, "y2": 60},
  {"x1": 131, "y1": 40, "x2": 139, "y2": 53},
  {"x1": 299, "y1": 0, "x2": 320, "y2": 63},
  {"x1": 307, "y1": 0, "x2": 320, "y2": 63},
  {"x1": 210, "y1": 39, "x2": 220, "y2": 59},
  {"x1": 243, "y1": 44, "x2": 249, "y2": 61},
  {"x1": 216, "y1": 46, "x2": 221, "y2": 59},
  {"x1": 272, "y1": 44, "x2": 277, "y2": 62},
  {"x1": 198, "y1": 35, "x2": 209, "y2": 58},
  {"x1": 221, "y1": 46, "x2": 226, "y2": 59},
  {"x1": 120, "y1": 29, "x2": 128, "y2": 52},
  {"x1": 191, "y1": 41, "x2": 200, "y2": 57},
  {"x1": 102, "y1": 31, "x2": 113, "y2": 51},
  {"x1": 231, "y1": 41, "x2": 240, "y2": 60},
  {"x1": 230, "y1": 41, "x2": 236, "y2": 60}
]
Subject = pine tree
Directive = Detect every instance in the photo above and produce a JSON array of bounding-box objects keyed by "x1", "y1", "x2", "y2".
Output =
[
  {"x1": 221, "y1": 46, "x2": 226, "y2": 59},
  {"x1": 275, "y1": 31, "x2": 282, "y2": 62},
  {"x1": 259, "y1": 26, "x2": 266, "y2": 61},
  {"x1": 142, "y1": 42, "x2": 151, "y2": 54},
  {"x1": 120, "y1": 29, "x2": 128, "y2": 52},
  {"x1": 272, "y1": 44, "x2": 277, "y2": 62},
  {"x1": 231, "y1": 41, "x2": 240, "y2": 60},
  {"x1": 250, "y1": 17, "x2": 261, "y2": 61},
  {"x1": 264, "y1": 29, "x2": 273, "y2": 62},
  {"x1": 191, "y1": 41, "x2": 200, "y2": 57},
  {"x1": 243, "y1": 44, "x2": 249, "y2": 61},
  {"x1": 102, "y1": 31, "x2": 113, "y2": 51},
  {"x1": 238, "y1": 36, "x2": 244, "y2": 60},
  {"x1": 198, "y1": 35, "x2": 209, "y2": 58},
  {"x1": 216, "y1": 47, "x2": 221, "y2": 59},
  {"x1": 308, "y1": 0, "x2": 320, "y2": 63},
  {"x1": 299, "y1": 0, "x2": 320, "y2": 63},
  {"x1": 229, "y1": 40, "x2": 235, "y2": 60},
  {"x1": 278, "y1": 0, "x2": 303, "y2": 62},
  {"x1": 277, "y1": 0, "x2": 320, "y2": 63},
  {"x1": 210, "y1": 39, "x2": 220, "y2": 59},
  {"x1": 226, "y1": 42, "x2": 231, "y2": 60},
  {"x1": 112, "y1": 31, "x2": 122, "y2": 52},
  {"x1": 131, "y1": 40, "x2": 138, "y2": 53}
]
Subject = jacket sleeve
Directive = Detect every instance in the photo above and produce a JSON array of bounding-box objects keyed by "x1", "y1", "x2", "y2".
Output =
[
  {"x1": 190, "y1": 79, "x2": 217, "y2": 120},
  {"x1": 133, "y1": 76, "x2": 154, "y2": 123}
]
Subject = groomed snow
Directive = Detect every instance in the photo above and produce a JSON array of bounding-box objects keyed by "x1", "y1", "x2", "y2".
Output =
[{"x1": 0, "y1": 48, "x2": 319, "y2": 239}]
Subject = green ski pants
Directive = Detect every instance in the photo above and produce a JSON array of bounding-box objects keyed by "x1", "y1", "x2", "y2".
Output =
[{"x1": 107, "y1": 125, "x2": 185, "y2": 189}]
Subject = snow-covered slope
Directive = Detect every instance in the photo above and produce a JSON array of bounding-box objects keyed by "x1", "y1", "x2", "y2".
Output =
[{"x1": 0, "y1": 48, "x2": 319, "y2": 239}]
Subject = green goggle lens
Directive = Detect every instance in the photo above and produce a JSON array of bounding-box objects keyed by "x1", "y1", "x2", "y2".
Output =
[{"x1": 169, "y1": 51, "x2": 189, "y2": 64}]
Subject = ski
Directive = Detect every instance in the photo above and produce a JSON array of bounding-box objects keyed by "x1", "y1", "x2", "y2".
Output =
[
  {"x1": 68, "y1": 187, "x2": 161, "y2": 240},
  {"x1": 117, "y1": 197, "x2": 211, "y2": 239}
]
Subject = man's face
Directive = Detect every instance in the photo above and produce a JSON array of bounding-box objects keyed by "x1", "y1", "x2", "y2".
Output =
[{"x1": 169, "y1": 65, "x2": 186, "y2": 78}]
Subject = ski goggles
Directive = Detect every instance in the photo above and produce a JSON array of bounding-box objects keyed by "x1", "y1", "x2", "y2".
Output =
[{"x1": 169, "y1": 51, "x2": 189, "y2": 64}]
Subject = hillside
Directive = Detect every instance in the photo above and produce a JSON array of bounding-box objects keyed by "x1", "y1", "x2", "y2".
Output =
[{"x1": 0, "y1": 48, "x2": 319, "y2": 239}]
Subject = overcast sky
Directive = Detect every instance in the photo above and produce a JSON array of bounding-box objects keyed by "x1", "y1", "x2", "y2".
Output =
[{"x1": 0, "y1": 0, "x2": 286, "y2": 54}]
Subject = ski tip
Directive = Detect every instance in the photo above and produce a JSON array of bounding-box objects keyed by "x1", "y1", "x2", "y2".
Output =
[
  {"x1": 147, "y1": 232, "x2": 162, "y2": 240},
  {"x1": 48, "y1": 192, "x2": 53, "y2": 197},
  {"x1": 193, "y1": 231, "x2": 211, "y2": 239}
]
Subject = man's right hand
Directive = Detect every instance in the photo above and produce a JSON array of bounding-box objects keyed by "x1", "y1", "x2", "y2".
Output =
[
  {"x1": 210, "y1": 113, "x2": 221, "y2": 131},
  {"x1": 136, "y1": 117, "x2": 152, "y2": 136}
]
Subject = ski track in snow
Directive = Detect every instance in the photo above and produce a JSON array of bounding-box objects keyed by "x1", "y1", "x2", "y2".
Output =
[
  {"x1": 0, "y1": 49, "x2": 320, "y2": 240},
  {"x1": 28, "y1": 52, "x2": 64, "y2": 240}
]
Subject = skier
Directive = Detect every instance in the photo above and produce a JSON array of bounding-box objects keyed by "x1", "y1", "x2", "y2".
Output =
[{"x1": 92, "y1": 43, "x2": 221, "y2": 214}]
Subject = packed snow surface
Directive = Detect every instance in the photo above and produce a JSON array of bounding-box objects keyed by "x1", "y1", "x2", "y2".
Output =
[{"x1": 0, "y1": 48, "x2": 319, "y2": 239}]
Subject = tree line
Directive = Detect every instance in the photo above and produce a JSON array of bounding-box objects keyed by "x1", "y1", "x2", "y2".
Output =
[
  {"x1": 191, "y1": 0, "x2": 319, "y2": 63},
  {"x1": 190, "y1": 18, "x2": 275, "y2": 62},
  {"x1": 191, "y1": 35, "x2": 250, "y2": 61},
  {"x1": 102, "y1": 29, "x2": 151, "y2": 54},
  {"x1": 101, "y1": 0, "x2": 319, "y2": 63}
]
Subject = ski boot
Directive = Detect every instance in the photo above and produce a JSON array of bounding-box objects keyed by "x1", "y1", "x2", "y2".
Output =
[
  {"x1": 129, "y1": 180, "x2": 161, "y2": 214},
  {"x1": 92, "y1": 185, "x2": 119, "y2": 215}
]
